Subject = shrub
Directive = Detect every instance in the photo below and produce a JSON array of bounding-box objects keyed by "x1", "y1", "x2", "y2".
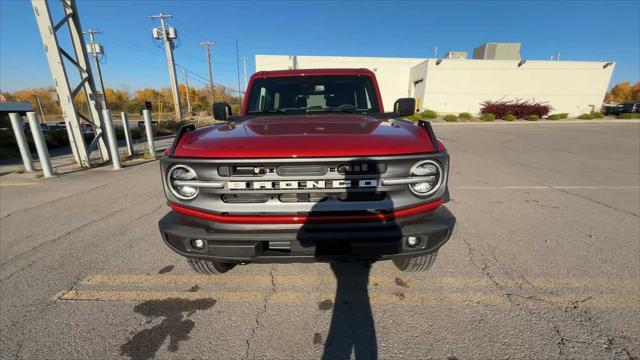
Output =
[
  {"x1": 503, "y1": 114, "x2": 516, "y2": 121},
  {"x1": 558, "y1": 113, "x2": 569, "y2": 119},
  {"x1": 407, "y1": 113, "x2": 422, "y2": 121},
  {"x1": 419, "y1": 110, "x2": 438, "y2": 119},
  {"x1": 618, "y1": 113, "x2": 640, "y2": 119},
  {"x1": 578, "y1": 113, "x2": 594, "y2": 120},
  {"x1": 443, "y1": 114, "x2": 458, "y2": 122},
  {"x1": 459, "y1": 112, "x2": 472, "y2": 119},
  {"x1": 480, "y1": 113, "x2": 495, "y2": 122},
  {"x1": 591, "y1": 112, "x2": 604, "y2": 118},
  {"x1": 524, "y1": 115, "x2": 540, "y2": 121},
  {"x1": 548, "y1": 114, "x2": 563, "y2": 120},
  {"x1": 480, "y1": 99, "x2": 552, "y2": 119}
]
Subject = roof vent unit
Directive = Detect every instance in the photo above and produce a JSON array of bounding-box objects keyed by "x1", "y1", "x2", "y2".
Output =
[{"x1": 444, "y1": 51, "x2": 467, "y2": 59}]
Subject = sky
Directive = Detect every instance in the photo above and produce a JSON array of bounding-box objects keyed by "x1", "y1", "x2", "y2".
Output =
[{"x1": 1, "y1": 0, "x2": 639, "y2": 94}]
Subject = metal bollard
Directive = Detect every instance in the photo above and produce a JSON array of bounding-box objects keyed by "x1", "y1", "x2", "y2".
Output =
[
  {"x1": 8, "y1": 113, "x2": 34, "y2": 172},
  {"x1": 142, "y1": 109, "x2": 156, "y2": 159},
  {"x1": 26, "y1": 112, "x2": 53, "y2": 177},
  {"x1": 120, "y1": 112, "x2": 134, "y2": 156},
  {"x1": 101, "y1": 110, "x2": 122, "y2": 170}
]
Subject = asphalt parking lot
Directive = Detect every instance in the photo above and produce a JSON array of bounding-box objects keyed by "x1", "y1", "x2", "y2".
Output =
[{"x1": 1, "y1": 121, "x2": 638, "y2": 360}]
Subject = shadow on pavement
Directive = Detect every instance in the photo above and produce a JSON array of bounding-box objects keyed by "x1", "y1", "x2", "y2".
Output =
[
  {"x1": 120, "y1": 298, "x2": 216, "y2": 360},
  {"x1": 321, "y1": 262, "x2": 378, "y2": 360},
  {"x1": 297, "y1": 159, "x2": 403, "y2": 359}
]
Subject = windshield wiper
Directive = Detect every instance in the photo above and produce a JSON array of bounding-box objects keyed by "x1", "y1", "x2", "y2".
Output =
[
  {"x1": 307, "y1": 105, "x2": 363, "y2": 114},
  {"x1": 246, "y1": 109, "x2": 288, "y2": 114}
]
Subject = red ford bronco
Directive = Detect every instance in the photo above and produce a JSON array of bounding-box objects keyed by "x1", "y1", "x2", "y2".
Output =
[{"x1": 159, "y1": 68, "x2": 455, "y2": 274}]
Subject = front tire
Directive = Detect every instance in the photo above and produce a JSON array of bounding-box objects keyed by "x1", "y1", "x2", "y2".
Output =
[
  {"x1": 393, "y1": 252, "x2": 438, "y2": 272},
  {"x1": 188, "y1": 258, "x2": 236, "y2": 274}
]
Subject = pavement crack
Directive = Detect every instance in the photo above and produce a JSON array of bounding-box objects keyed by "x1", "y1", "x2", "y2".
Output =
[
  {"x1": 553, "y1": 187, "x2": 638, "y2": 218},
  {"x1": 244, "y1": 265, "x2": 277, "y2": 359},
  {"x1": 0, "y1": 179, "x2": 124, "y2": 220},
  {"x1": 0, "y1": 206, "x2": 123, "y2": 281}
]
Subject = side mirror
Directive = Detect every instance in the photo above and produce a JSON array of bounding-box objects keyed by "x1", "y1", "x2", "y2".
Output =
[
  {"x1": 213, "y1": 102, "x2": 232, "y2": 121},
  {"x1": 394, "y1": 98, "x2": 416, "y2": 117}
]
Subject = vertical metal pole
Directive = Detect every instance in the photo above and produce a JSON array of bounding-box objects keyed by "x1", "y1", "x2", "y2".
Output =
[
  {"x1": 183, "y1": 68, "x2": 192, "y2": 114},
  {"x1": 143, "y1": 109, "x2": 157, "y2": 159},
  {"x1": 120, "y1": 112, "x2": 134, "y2": 156},
  {"x1": 101, "y1": 110, "x2": 121, "y2": 170},
  {"x1": 9, "y1": 113, "x2": 34, "y2": 172},
  {"x1": 27, "y1": 112, "x2": 53, "y2": 177},
  {"x1": 242, "y1": 56, "x2": 248, "y2": 94}
]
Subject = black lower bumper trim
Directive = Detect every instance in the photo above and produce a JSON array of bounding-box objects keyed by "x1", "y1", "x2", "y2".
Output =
[{"x1": 158, "y1": 207, "x2": 455, "y2": 263}]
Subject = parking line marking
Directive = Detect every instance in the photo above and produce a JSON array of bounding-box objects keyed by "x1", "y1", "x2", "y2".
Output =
[
  {"x1": 85, "y1": 274, "x2": 640, "y2": 290},
  {"x1": 57, "y1": 289, "x2": 639, "y2": 309},
  {"x1": 0, "y1": 182, "x2": 38, "y2": 187}
]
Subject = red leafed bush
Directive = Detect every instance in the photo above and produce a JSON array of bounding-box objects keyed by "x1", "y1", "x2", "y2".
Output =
[{"x1": 480, "y1": 99, "x2": 553, "y2": 119}]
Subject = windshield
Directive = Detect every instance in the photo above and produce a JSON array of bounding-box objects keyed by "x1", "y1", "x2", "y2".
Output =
[{"x1": 245, "y1": 75, "x2": 380, "y2": 114}]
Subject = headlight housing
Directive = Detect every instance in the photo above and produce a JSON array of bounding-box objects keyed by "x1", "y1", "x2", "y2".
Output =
[
  {"x1": 408, "y1": 160, "x2": 444, "y2": 196},
  {"x1": 167, "y1": 164, "x2": 199, "y2": 200}
]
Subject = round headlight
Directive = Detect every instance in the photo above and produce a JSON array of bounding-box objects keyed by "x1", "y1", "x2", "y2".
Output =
[
  {"x1": 167, "y1": 164, "x2": 198, "y2": 200},
  {"x1": 408, "y1": 160, "x2": 444, "y2": 196}
]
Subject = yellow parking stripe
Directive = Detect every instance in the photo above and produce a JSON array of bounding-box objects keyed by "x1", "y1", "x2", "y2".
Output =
[
  {"x1": 86, "y1": 274, "x2": 639, "y2": 290},
  {"x1": 58, "y1": 289, "x2": 639, "y2": 309}
]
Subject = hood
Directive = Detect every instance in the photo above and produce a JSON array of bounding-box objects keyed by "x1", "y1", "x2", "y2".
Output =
[{"x1": 172, "y1": 114, "x2": 437, "y2": 158}]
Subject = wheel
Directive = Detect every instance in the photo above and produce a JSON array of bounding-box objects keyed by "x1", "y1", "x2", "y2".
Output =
[
  {"x1": 188, "y1": 258, "x2": 236, "y2": 274},
  {"x1": 393, "y1": 252, "x2": 438, "y2": 272}
]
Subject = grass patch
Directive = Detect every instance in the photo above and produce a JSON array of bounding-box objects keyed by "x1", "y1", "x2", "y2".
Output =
[
  {"x1": 419, "y1": 110, "x2": 438, "y2": 119},
  {"x1": 480, "y1": 113, "x2": 495, "y2": 122},
  {"x1": 443, "y1": 114, "x2": 458, "y2": 122},
  {"x1": 617, "y1": 113, "x2": 640, "y2": 119}
]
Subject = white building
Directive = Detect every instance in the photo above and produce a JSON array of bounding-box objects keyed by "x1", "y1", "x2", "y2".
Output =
[{"x1": 255, "y1": 53, "x2": 615, "y2": 116}]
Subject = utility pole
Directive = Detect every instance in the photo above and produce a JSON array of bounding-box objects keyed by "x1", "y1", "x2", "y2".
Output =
[
  {"x1": 150, "y1": 13, "x2": 183, "y2": 121},
  {"x1": 241, "y1": 56, "x2": 248, "y2": 93},
  {"x1": 434, "y1": 46, "x2": 438, "y2": 58},
  {"x1": 556, "y1": 50, "x2": 560, "y2": 61},
  {"x1": 235, "y1": 40, "x2": 242, "y2": 101},
  {"x1": 83, "y1": 28, "x2": 107, "y2": 109},
  {"x1": 183, "y1": 68, "x2": 192, "y2": 114},
  {"x1": 200, "y1": 41, "x2": 215, "y2": 103}
]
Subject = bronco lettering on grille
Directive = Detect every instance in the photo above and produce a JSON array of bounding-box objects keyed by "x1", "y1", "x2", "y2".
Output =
[{"x1": 227, "y1": 180, "x2": 379, "y2": 190}]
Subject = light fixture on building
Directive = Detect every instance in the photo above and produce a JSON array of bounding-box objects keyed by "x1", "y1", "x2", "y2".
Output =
[
  {"x1": 603, "y1": 62, "x2": 614, "y2": 69},
  {"x1": 436, "y1": 59, "x2": 442, "y2": 65},
  {"x1": 518, "y1": 60, "x2": 527, "y2": 67}
]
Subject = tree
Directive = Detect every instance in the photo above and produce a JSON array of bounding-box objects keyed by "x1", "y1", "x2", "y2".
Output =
[
  {"x1": 630, "y1": 82, "x2": 640, "y2": 102},
  {"x1": 605, "y1": 82, "x2": 633, "y2": 103}
]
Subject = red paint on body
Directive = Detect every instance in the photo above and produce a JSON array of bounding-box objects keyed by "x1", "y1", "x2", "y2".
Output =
[
  {"x1": 173, "y1": 115, "x2": 437, "y2": 158},
  {"x1": 170, "y1": 198, "x2": 443, "y2": 224}
]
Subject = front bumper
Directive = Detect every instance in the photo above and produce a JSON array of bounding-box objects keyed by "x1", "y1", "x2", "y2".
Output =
[{"x1": 159, "y1": 206, "x2": 455, "y2": 263}]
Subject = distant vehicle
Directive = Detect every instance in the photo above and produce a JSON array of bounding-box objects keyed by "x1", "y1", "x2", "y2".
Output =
[
  {"x1": 620, "y1": 102, "x2": 640, "y2": 114},
  {"x1": 80, "y1": 123, "x2": 94, "y2": 134},
  {"x1": 603, "y1": 102, "x2": 640, "y2": 115},
  {"x1": 602, "y1": 103, "x2": 623, "y2": 115},
  {"x1": 159, "y1": 68, "x2": 455, "y2": 275}
]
